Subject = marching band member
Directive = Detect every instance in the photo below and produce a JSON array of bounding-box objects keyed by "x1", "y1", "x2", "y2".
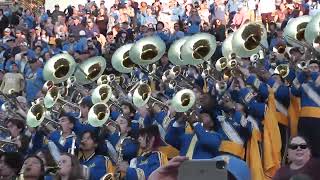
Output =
[
  {"x1": 6, "y1": 118, "x2": 30, "y2": 154},
  {"x1": 47, "y1": 114, "x2": 78, "y2": 153},
  {"x1": 291, "y1": 60, "x2": 320, "y2": 158},
  {"x1": 55, "y1": 153, "x2": 84, "y2": 180},
  {"x1": 216, "y1": 91, "x2": 252, "y2": 160},
  {"x1": 79, "y1": 131, "x2": 114, "y2": 180},
  {"x1": 73, "y1": 97, "x2": 99, "y2": 137},
  {"x1": 165, "y1": 111, "x2": 222, "y2": 159},
  {"x1": 20, "y1": 155, "x2": 46, "y2": 180},
  {"x1": 102, "y1": 114, "x2": 139, "y2": 163},
  {"x1": 119, "y1": 125, "x2": 168, "y2": 180}
]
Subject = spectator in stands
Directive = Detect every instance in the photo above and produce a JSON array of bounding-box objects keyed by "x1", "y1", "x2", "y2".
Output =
[
  {"x1": 0, "y1": 9, "x2": 9, "y2": 37},
  {"x1": 273, "y1": 136, "x2": 320, "y2": 180}
]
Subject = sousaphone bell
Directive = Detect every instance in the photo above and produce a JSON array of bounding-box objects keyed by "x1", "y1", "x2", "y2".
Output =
[
  {"x1": 168, "y1": 36, "x2": 190, "y2": 65},
  {"x1": 232, "y1": 22, "x2": 268, "y2": 58},
  {"x1": 111, "y1": 43, "x2": 135, "y2": 73},
  {"x1": 43, "y1": 53, "x2": 76, "y2": 84},
  {"x1": 284, "y1": 15, "x2": 311, "y2": 47},
  {"x1": 171, "y1": 89, "x2": 196, "y2": 112},
  {"x1": 91, "y1": 84, "x2": 113, "y2": 104},
  {"x1": 73, "y1": 56, "x2": 107, "y2": 85},
  {"x1": 88, "y1": 103, "x2": 110, "y2": 127},
  {"x1": 305, "y1": 13, "x2": 320, "y2": 51},
  {"x1": 181, "y1": 33, "x2": 217, "y2": 65},
  {"x1": 129, "y1": 36, "x2": 166, "y2": 65}
]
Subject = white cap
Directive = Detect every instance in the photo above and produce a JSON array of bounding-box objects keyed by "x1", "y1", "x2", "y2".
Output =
[
  {"x1": 4, "y1": 28, "x2": 10, "y2": 32},
  {"x1": 79, "y1": 30, "x2": 86, "y2": 36}
]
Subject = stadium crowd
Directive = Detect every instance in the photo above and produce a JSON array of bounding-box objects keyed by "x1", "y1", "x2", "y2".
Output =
[{"x1": 0, "y1": 0, "x2": 320, "y2": 180}]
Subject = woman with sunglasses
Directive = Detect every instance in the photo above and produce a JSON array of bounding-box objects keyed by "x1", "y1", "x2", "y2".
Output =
[{"x1": 273, "y1": 136, "x2": 320, "y2": 180}]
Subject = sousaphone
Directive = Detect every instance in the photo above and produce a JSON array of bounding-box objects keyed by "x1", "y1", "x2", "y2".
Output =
[
  {"x1": 284, "y1": 15, "x2": 311, "y2": 47},
  {"x1": 129, "y1": 36, "x2": 166, "y2": 65},
  {"x1": 181, "y1": 33, "x2": 217, "y2": 65},
  {"x1": 111, "y1": 43, "x2": 135, "y2": 73},
  {"x1": 232, "y1": 22, "x2": 268, "y2": 58},
  {"x1": 73, "y1": 56, "x2": 107, "y2": 85},
  {"x1": 168, "y1": 36, "x2": 190, "y2": 65},
  {"x1": 43, "y1": 53, "x2": 76, "y2": 84}
]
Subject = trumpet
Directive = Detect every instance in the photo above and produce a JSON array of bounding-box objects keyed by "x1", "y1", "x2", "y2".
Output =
[
  {"x1": 274, "y1": 64, "x2": 290, "y2": 78},
  {"x1": 171, "y1": 89, "x2": 196, "y2": 112}
]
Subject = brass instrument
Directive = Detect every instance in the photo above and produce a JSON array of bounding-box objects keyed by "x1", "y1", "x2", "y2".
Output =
[
  {"x1": 181, "y1": 33, "x2": 217, "y2": 65},
  {"x1": 232, "y1": 22, "x2": 268, "y2": 57},
  {"x1": 168, "y1": 36, "x2": 190, "y2": 65},
  {"x1": 43, "y1": 86, "x2": 80, "y2": 112},
  {"x1": 305, "y1": 13, "x2": 320, "y2": 46},
  {"x1": 111, "y1": 43, "x2": 136, "y2": 73},
  {"x1": 91, "y1": 84, "x2": 113, "y2": 104},
  {"x1": 171, "y1": 89, "x2": 196, "y2": 112},
  {"x1": 215, "y1": 81, "x2": 228, "y2": 94},
  {"x1": 43, "y1": 53, "x2": 77, "y2": 84},
  {"x1": 88, "y1": 103, "x2": 110, "y2": 127},
  {"x1": 222, "y1": 33, "x2": 234, "y2": 59},
  {"x1": 42, "y1": 80, "x2": 54, "y2": 94},
  {"x1": 132, "y1": 82, "x2": 169, "y2": 109},
  {"x1": 26, "y1": 103, "x2": 61, "y2": 129},
  {"x1": 297, "y1": 60, "x2": 309, "y2": 70},
  {"x1": 129, "y1": 36, "x2": 166, "y2": 65},
  {"x1": 274, "y1": 64, "x2": 290, "y2": 78},
  {"x1": 73, "y1": 56, "x2": 107, "y2": 85},
  {"x1": 215, "y1": 57, "x2": 229, "y2": 72},
  {"x1": 284, "y1": 15, "x2": 311, "y2": 47}
]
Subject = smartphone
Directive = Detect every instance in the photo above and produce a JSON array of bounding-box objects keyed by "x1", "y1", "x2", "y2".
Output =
[{"x1": 178, "y1": 160, "x2": 228, "y2": 180}]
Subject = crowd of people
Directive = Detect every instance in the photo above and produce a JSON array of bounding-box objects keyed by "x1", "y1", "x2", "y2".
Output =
[{"x1": 0, "y1": 0, "x2": 320, "y2": 180}]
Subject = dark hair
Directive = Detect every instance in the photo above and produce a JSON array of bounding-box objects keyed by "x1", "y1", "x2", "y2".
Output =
[
  {"x1": 81, "y1": 130, "x2": 98, "y2": 144},
  {"x1": 60, "y1": 113, "x2": 77, "y2": 125},
  {"x1": 156, "y1": 21, "x2": 165, "y2": 30},
  {"x1": 0, "y1": 152, "x2": 24, "y2": 175},
  {"x1": 35, "y1": 148, "x2": 57, "y2": 169},
  {"x1": 6, "y1": 119, "x2": 25, "y2": 132},
  {"x1": 121, "y1": 102, "x2": 136, "y2": 114},
  {"x1": 289, "y1": 135, "x2": 311, "y2": 148},
  {"x1": 56, "y1": 153, "x2": 83, "y2": 180},
  {"x1": 139, "y1": 125, "x2": 162, "y2": 149},
  {"x1": 23, "y1": 155, "x2": 45, "y2": 180}
]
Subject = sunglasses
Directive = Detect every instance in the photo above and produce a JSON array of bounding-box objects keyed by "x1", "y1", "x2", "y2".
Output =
[{"x1": 289, "y1": 144, "x2": 308, "y2": 150}]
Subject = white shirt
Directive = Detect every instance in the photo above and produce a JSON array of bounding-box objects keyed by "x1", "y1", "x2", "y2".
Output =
[{"x1": 259, "y1": 0, "x2": 275, "y2": 14}]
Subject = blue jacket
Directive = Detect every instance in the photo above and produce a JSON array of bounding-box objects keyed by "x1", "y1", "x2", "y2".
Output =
[
  {"x1": 126, "y1": 151, "x2": 167, "y2": 180},
  {"x1": 79, "y1": 153, "x2": 111, "y2": 180},
  {"x1": 48, "y1": 131, "x2": 77, "y2": 153},
  {"x1": 165, "y1": 121, "x2": 222, "y2": 159}
]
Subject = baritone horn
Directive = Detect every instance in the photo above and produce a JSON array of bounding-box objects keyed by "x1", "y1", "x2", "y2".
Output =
[
  {"x1": 181, "y1": 33, "x2": 217, "y2": 65},
  {"x1": 111, "y1": 43, "x2": 136, "y2": 73},
  {"x1": 43, "y1": 53, "x2": 76, "y2": 84},
  {"x1": 232, "y1": 22, "x2": 268, "y2": 57}
]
